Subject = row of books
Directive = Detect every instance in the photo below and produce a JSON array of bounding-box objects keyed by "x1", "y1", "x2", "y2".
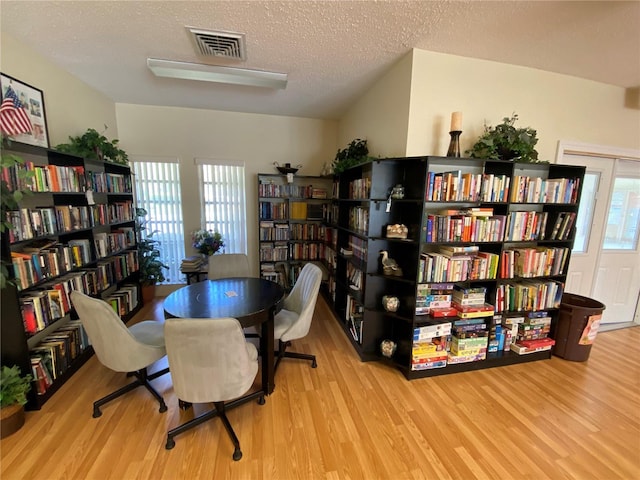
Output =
[
  {"x1": 346, "y1": 294, "x2": 364, "y2": 344},
  {"x1": 289, "y1": 202, "x2": 324, "y2": 220},
  {"x1": 510, "y1": 176, "x2": 580, "y2": 204},
  {"x1": 30, "y1": 320, "x2": 90, "y2": 395},
  {"x1": 259, "y1": 221, "x2": 290, "y2": 241},
  {"x1": 88, "y1": 171, "x2": 132, "y2": 194},
  {"x1": 289, "y1": 242, "x2": 324, "y2": 261},
  {"x1": 93, "y1": 229, "x2": 136, "y2": 258},
  {"x1": 18, "y1": 255, "x2": 139, "y2": 333},
  {"x1": 348, "y1": 206, "x2": 369, "y2": 233},
  {"x1": 6, "y1": 202, "x2": 134, "y2": 243},
  {"x1": 259, "y1": 242, "x2": 289, "y2": 261},
  {"x1": 2, "y1": 161, "x2": 86, "y2": 193},
  {"x1": 12, "y1": 240, "x2": 93, "y2": 290},
  {"x1": 426, "y1": 171, "x2": 511, "y2": 203},
  {"x1": 348, "y1": 177, "x2": 371, "y2": 199},
  {"x1": 290, "y1": 222, "x2": 325, "y2": 241},
  {"x1": 348, "y1": 235, "x2": 367, "y2": 262},
  {"x1": 418, "y1": 249, "x2": 499, "y2": 284},
  {"x1": 503, "y1": 211, "x2": 549, "y2": 242},
  {"x1": 258, "y1": 182, "x2": 326, "y2": 199},
  {"x1": 499, "y1": 246, "x2": 570, "y2": 279},
  {"x1": 259, "y1": 201, "x2": 288, "y2": 220},
  {"x1": 347, "y1": 263, "x2": 363, "y2": 291},
  {"x1": 495, "y1": 279, "x2": 564, "y2": 313},
  {"x1": 425, "y1": 212, "x2": 506, "y2": 243}
]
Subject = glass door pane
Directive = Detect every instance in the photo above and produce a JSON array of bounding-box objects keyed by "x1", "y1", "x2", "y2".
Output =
[
  {"x1": 573, "y1": 173, "x2": 599, "y2": 253},
  {"x1": 603, "y1": 177, "x2": 640, "y2": 250}
]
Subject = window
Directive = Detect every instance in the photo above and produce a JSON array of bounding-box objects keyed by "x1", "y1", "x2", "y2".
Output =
[
  {"x1": 131, "y1": 157, "x2": 185, "y2": 284},
  {"x1": 573, "y1": 173, "x2": 599, "y2": 253},
  {"x1": 196, "y1": 159, "x2": 247, "y2": 254},
  {"x1": 603, "y1": 177, "x2": 640, "y2": 250}
]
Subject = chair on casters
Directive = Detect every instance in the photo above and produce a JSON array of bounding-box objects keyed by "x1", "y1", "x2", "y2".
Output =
[
  {"x1": 70, "y1": 291, "x2": 169, "y2": 418},
  {"x1": 274, "y1": 262, "x2": 323, "y2": 372},
  {"x1": 208, "y1": 253, "x2": 250, "y2": 280},
  {"x1": 164, "y1": 317, "x2": 264, "y2": 460}
]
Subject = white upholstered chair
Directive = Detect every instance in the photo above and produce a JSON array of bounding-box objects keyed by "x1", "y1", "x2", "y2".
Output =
[
  {"x1": 274, "y1": 262, "x2": 323, "y2": 371},
  {"x1": 70, "y1": 291, "x2": 169, "y2": 417},
  {"x1": 164, "y1": 317, "x2": 264, "y2": 460},
  {"x1": 207, "y1": 253, "x2": 251, "y2": 280}
]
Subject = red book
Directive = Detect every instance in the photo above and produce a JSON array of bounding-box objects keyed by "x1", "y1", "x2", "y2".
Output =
[
  {"x1": 520, "y1": 337, "x2": 555, "y2": 348},
  {"x1": 21, "y1": 301, "x2": 37, "y2": 334}
]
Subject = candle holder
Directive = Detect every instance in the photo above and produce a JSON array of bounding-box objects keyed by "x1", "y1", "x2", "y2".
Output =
[{"x1": 447, "y1": 130, "x2": 462, "y2": 157}]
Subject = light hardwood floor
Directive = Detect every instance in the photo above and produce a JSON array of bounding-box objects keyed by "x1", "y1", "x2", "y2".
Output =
[{"x1": 2, "y1": 296, "x2": 639, "y2": 480}]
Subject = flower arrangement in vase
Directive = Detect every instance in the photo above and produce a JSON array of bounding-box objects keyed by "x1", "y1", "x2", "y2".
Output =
[{"x1": 192, "y1": 230, "x2": 224, "y2": 257}]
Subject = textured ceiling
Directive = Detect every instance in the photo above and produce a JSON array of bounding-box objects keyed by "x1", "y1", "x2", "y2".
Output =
[{"x1": 1, "y1": 1, "x2": 639, "y2": 120}]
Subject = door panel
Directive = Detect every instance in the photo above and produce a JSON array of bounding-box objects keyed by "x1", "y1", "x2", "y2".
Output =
[{"x1": 561, "y1": 155, "x2": 640, "y2": 325}]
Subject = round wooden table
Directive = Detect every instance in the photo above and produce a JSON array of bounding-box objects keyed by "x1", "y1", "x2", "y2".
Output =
[{"x1": 164, "y1": 277, "x2": 285, "y2": 395}]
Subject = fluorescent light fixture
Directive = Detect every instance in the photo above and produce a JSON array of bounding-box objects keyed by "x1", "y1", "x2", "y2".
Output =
[{"x1": 147, "y1": 58, "x2": 287, "y2": 89}]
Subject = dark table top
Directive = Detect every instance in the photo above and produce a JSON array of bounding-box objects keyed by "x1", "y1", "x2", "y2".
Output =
[{"x1": 163, "y1": 277, "x2": 285, "y2": 327}]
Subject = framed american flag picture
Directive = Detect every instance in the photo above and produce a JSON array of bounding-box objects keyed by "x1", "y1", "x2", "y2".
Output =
[{"x1": 0, "y1": 73, "x2": 49, "y2": 148}]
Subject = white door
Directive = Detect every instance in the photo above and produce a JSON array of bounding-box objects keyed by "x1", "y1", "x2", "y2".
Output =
[{"x1": 561, "y1": 149, "x2": 640, "y2": 326}]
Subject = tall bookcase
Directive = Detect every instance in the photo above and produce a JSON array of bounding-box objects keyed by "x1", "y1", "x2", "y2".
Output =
[
  {"x1": 1, "y1": 141, "x2": 141, "y2": 409},
  {"x1": 257, "y1": 173, "x2": 333, "y2": 290},
  {"x1": 330, "y1": 156, "x2": 585, "y2": 378}
]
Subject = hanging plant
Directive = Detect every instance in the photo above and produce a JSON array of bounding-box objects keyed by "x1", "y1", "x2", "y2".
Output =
[
  {"x1": 467, "y1": 113, "x2": 544, "y2": 163},
  {"x1": 55, "y1": 127, "x2": 129, "y2": 165}
]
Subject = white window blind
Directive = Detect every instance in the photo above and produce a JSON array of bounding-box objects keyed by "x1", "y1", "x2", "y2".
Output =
[
  {"x1": 196, "y1": 160, "x2": 247, "y2": 254},
  {"x1": 131, "y1": 158, "x2": 185, "y2": 284}
]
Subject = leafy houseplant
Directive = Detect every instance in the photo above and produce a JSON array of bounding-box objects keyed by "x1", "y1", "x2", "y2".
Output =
[
  {"x1": 0, "y1": 365, "x2": 33, "y2": 438},
  {"x1": 55, "y1": 127, "x2": 129, "y2": 165},
  {"x1": 332, "y1": 138, "x2": 373, "y2": 174},
  {"x1": 467, "y1": 114, "x2": 542, "y2": 163},
  {"x1": 135, "y1": 208, "x2": 169, "y2": 300}
]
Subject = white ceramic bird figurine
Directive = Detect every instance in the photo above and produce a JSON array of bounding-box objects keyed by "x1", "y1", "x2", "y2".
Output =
[{"x1": 379, "y1": 250, "x2": 402, "y2": 276}]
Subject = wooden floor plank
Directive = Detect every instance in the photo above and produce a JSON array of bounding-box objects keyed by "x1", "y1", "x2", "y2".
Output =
[{"x1": 2, "y1": 295, "x2": 639, "y2": 479}]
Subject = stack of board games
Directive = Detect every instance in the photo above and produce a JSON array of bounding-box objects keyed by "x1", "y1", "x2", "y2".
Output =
[
  {"x1": 412, "y1": 321, "x2": 451, "y2": 370},
  {"x1": 509, "y1": 311, "x2": 555, "y2": 354},
  {"x1": 448, "y1": 285, "x2": 493, "y2": 364},
  {"x1": 415, "y1": 283, "x2": 455, "y2": 316}
]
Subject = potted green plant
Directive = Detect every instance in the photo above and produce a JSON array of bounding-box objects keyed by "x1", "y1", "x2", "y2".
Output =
[
  {"x1": 467, "y1": 113, "x2": 543, "y2": 163},
  {"x1": 136, "y1": 208, "x2": 169, "y2": 302},
  {"x1": 55, "y1": 127, "x2": 129, "y2": 165},
  {"x1": 0, "y1": 365, "x2": 33, "y2": 438},
  {"x1": 332, "y1": 138, "x2": 374, "y2": 174}
]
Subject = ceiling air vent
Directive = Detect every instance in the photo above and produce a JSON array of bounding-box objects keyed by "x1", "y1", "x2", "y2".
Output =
[{"x1": 187, "y1": 27, "x2": 247, "y2": 61}]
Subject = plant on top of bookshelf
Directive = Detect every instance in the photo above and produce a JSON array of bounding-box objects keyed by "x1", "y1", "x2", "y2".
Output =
[
  {"x1": 332, "y1": 138, "x2": 374, "y2": 174},
  {"x1": 467, "y1": 113, "x2": 544, "y2": 163},
  {"x1": 55, "y1": 127, "x2": 129, "y2": 165}
]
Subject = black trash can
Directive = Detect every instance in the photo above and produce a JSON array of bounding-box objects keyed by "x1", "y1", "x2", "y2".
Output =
[{"x1": 553, "y1": 293, "x2": 606, "y2": 361}]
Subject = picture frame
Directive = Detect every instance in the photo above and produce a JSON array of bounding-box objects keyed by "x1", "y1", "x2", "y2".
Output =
[{"x1": 0, "y1": 73, "x2": 49, "y2": 148}]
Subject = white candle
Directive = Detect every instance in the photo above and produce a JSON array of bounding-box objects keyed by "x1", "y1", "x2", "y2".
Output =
[{"x1": 450, "y1": 111, "x2": 462, "y2": 131}]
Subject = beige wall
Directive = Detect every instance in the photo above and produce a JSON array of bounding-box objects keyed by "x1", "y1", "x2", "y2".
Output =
[
  {"x1": 0, "y1": 32, "x2": 118, "y2": 146},
  {"x1": 115, "y1": 103, "x2": 337, "y2": 279},
  {"x1": 340, "y1": 48, "x2": 640, "y2": 162},
  {"x1": 338, "y1": 52, "x2": 413, "y2": 158}
]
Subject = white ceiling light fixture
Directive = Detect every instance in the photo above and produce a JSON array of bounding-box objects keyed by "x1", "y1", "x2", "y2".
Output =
[{"x1": 147, "y1": 58, "x2": 288, "y2": 89}]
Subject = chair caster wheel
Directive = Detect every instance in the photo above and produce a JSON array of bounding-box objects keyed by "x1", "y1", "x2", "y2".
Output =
[
  {"x1": 258, "y1": 395, "x2": 265, "y2": 405},
  {"x1": 165, "y1": 437, "x2": 175, "y2": 450},
  {"x1": 93, "y1": 407, "x2": 102, "y2": 418},
  {"x1": 311, "y1": 359, "x2": 317, "y2": 368},
  {"x1": 179, "y1": 400, "x2": 192, "y2": 410},
  {"x1": 159, "y1": 403, "x2": 168, "y2": 413},
  {"x1": 233, "y1": 448, "x2": 242, "y2": 461}
]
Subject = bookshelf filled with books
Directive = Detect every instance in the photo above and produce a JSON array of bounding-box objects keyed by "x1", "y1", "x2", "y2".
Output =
[
  {"x1": 257, "y1": 173, "x2": 333, "y2": 290},
  {"x1": 330, "y1": 156, "x2": 585, "y2": 379},
  {"x1": 1, "y1": 141, "x2": 141, "y2": 409}
]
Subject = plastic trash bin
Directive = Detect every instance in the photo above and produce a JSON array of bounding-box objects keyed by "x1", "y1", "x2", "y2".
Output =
[{"x1": 553, "y1": 292, "x2": 606, "y2": 361}]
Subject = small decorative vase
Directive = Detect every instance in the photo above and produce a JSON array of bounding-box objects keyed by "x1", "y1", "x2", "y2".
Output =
[
  {"x1": 380, "y1": 339, "x2": 397, "y2": 358},
  {"x1": 382, "y1": 295, "x2": 399, "y2": 312}
]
